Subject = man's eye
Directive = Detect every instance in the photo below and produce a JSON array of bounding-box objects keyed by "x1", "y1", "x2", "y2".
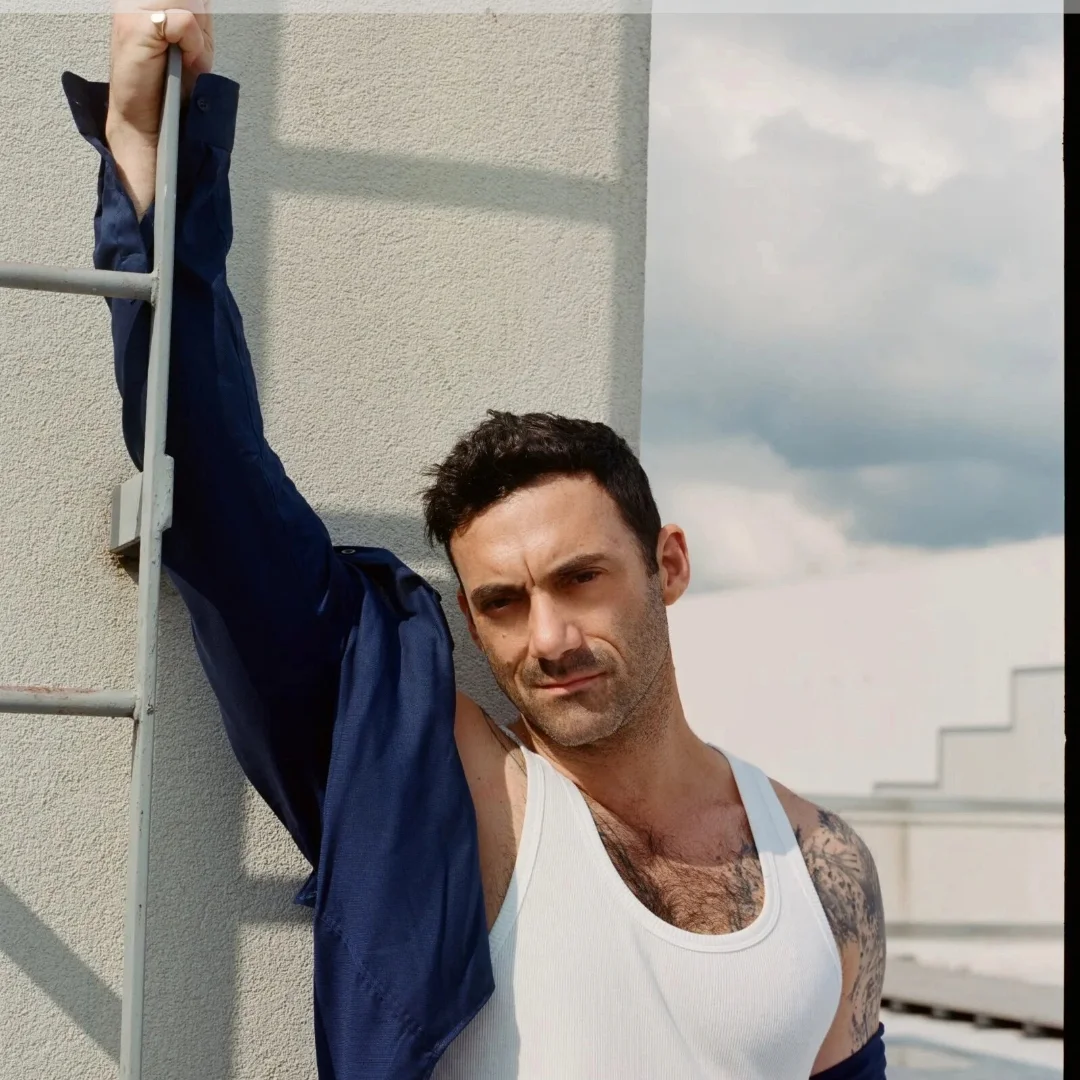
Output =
[{"x1": 573, "y1": 571, "x2": 599, "y2": 585}]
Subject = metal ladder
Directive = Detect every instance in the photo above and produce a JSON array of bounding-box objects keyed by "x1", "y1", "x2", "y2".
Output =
[{"x1": 0, "y1": 46, "x2": 183, "y2": 1080}]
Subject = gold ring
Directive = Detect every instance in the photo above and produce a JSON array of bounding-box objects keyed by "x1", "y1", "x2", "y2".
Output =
[{"x1": 150, "y1": 11, "x2": 167, "y2": 40}]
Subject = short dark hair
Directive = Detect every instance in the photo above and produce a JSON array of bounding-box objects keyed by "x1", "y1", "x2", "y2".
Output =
[{"x1": 421, "y1": 410, "x2": 662, "y2": 574}]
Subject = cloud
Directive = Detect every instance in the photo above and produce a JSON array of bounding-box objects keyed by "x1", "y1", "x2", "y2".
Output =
[
  {"x1": 665, "y1": 481, "x2": 927, "y2": 592},
  {"x1": 641, "y1": 15, "x2": 1062, "y2": 589},
  {"x1": 653, "y1": 28, "x2": 968, "y2": 195},
  {"x1": 975, "y1": 38, "x2": 1064, "y2": 140},
  {"x1": 644, "y1": 436, "x2": 927, "y2": 591}
]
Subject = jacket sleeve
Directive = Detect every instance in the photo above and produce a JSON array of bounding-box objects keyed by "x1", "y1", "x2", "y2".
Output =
[
  {"x1": 811, "y1": 1025, "x2": 887, "y2": 1080},
  {"x1": 62, "y1": 71, "x2": 363, "y2": 867}
]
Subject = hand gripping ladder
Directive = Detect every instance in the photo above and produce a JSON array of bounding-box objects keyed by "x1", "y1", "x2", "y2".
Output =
[{"x1": 0, "y1": 47, "x2": 183, "y2": 1080}]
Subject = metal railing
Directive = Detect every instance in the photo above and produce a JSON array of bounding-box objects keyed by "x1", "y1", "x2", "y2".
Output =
[{"x1": 0, "y1": 46, "x2": 182, "y2": 1080}]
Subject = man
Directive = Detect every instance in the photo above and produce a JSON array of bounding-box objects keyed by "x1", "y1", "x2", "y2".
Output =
[{"x1": 64, "y1": 6, "x2": 887, "y2": 1078}]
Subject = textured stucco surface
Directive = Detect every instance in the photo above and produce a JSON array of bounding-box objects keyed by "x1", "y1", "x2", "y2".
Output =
[{"x1": 0, "y1": 14, "x2": 649, "y2": 1077}]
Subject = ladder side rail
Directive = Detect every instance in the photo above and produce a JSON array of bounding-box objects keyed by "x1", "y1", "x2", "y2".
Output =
[{"x1": 119, "y1": 44, "x2": 182, "y2": 1080}]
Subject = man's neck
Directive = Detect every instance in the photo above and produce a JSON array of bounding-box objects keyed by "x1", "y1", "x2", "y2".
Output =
[{"x1": 511, "y1": 672, "x2": 733, "y2": 835}]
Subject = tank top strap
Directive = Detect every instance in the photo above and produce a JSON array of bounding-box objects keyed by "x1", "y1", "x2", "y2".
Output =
[
  {"x1": 722, "y1": 750, "x2": 800, "y2": 861},
  {"x1": 722, "y1": 749, "x2": 841, "y2": 967}
]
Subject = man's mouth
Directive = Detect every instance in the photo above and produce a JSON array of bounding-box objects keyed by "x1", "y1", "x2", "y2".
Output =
[{"x1": 536, "y1": 672, "x2": 603, "y2": 693}]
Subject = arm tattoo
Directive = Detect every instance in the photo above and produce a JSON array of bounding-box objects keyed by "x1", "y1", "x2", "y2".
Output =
[{"x1": 796, "y1": 810, "x2": 886, "y2": 1048}]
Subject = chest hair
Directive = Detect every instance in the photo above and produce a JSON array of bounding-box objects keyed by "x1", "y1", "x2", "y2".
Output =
[
  {"x1": 583, "y1": 797, "x2": 766, "y2": 935},
  {"x1": 475, "y1": 714, "x2": 766, "y2": 936}
]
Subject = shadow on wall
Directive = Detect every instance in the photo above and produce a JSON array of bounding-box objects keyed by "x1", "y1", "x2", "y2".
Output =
[
  {"x1": 325, "y1": 509, "x2": 516, "y2": 724},
  {"x1": 0, "y1": 512, "x2": 509, "y2": 1075},
  {"x1": 225, "y1": 14, "x2": 648, "y2": 451},
  {"x1": 1, "y1": 13, "x2": 649, "y2": 1074},
  {"x1": 0, "y1": 879, "x2": 122, "y2": 1062}
]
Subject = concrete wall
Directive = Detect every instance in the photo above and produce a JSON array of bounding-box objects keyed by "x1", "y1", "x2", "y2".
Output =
[
  {"x1": 0, "y1": 14, "x2": 650, "y2": 1078},
  {"x1": 875, "y1": 666, "x2": 1064, "y2": 803},
  {"x1": 668, "y1": 542, "x2": 1064, "y2": 953},
  {"x1": 821, "y1": 798, "x2": 1064, "y2": 934},
  {"x1": 668, "y1": 536, "x2": 1064, "y2": 797},
  {"x1": 848, "y1": 665, "x2": 1063, "y2": 957}
]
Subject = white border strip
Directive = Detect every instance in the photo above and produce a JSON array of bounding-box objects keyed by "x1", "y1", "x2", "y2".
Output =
[{"x1": 0, "y1": 1, "x2": 1065, "y2": 14}]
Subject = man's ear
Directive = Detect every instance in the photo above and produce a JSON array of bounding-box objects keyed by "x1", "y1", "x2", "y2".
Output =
[
  {"x1": 656, "y1": 524, "x2": 691, "y2": 605},
  {"x1": 457, "y1": 589, "x2": 482, "y2": 649}
]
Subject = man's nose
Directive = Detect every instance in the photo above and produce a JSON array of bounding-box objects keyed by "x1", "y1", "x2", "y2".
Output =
[{"x1": 527, "y1": 593, "x2": 584, "y2": 661}]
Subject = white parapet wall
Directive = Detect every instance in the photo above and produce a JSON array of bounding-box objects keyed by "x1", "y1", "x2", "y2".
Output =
[
  {"x1": 861, "y1": 664, "x2": 1064, "y2": 934},
  {"x1": 874, "y1": 666, "x2": 1064, "y2": 803},
  {"x1": 821, "y1": 796, "x2": 1064, "y2": 933},
  {"x1": 668, "y1": 536, "x2": 1064, "y2": 798},
  {"x1": 0, "y1": 14, "x2": 650, "y2": 1079},
  {"x1": 669, "y1": 541, "x2": 1063, "y2": 941}
]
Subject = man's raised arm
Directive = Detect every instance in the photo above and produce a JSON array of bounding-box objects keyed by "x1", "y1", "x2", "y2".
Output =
[{"x1": 61, "y1": 7, "x2": 363, "y2": 865}]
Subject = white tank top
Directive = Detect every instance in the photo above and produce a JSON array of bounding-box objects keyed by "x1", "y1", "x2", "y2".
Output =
[{"x1": 433, "y1": 735, "x2": 843, "y2": 1079}]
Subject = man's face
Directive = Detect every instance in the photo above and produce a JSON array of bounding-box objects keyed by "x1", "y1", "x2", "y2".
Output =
[{"x1": 452, "y1": 474, "x2": 688, "y2": 748}]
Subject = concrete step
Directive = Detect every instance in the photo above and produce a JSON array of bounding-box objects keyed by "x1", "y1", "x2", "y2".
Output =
[{"x1": 883, "y1": 958, "x2": 1063, "y2": 1034}]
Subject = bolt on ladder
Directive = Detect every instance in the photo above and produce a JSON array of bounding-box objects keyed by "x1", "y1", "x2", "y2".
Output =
[{"x1": 0, "y1": 47, "x2": 183, "y2": 1080}]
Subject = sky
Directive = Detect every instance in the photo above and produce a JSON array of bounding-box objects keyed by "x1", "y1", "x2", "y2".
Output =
[{"x1": 639, "y1": 15, "x2": 1063, "y2": 594}]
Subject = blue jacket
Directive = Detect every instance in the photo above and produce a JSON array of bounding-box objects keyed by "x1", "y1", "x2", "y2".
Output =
[{"x1": 60, "y1": 70, "x2": 885, "y2": 1080}]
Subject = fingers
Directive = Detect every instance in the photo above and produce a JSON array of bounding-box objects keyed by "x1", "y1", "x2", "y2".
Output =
[
  {"x1": 107, "y1": 0, "x2": 216, "y2": 136},
  {"x1": 112, "y1": 2, "x2": 214, "y2": 76},
  {"x1": 159, "y1": 9, "x2": 209, "y2": 71}
]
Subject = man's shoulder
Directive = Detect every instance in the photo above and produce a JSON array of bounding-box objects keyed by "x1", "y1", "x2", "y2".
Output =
[
  {"x1": 767, "y1": 780, "x2": 865, "y2": 859},
  {"x1": 766, "y1": 777, "x2": 829, "y2": 847},
  {"x1": 453, "y1": 692, "x2": 526, "y2": 787},
  {"x1": 767, "y1": 777, "x2": 884, "y2": 943},
  {"x1": 767, "y1": 776, "x2": 886, "y2": 1052}
]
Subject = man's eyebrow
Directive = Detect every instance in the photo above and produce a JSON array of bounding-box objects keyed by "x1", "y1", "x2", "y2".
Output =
[
  {"x1": 468, "y1": 553, "x2": 609, "y2": 610},
  {"x1": 551, "y1": 552, "x2": 609, "y2": 578},
  {"x1": 469, "y1": 581, "x2": 524, "y2": 609}
]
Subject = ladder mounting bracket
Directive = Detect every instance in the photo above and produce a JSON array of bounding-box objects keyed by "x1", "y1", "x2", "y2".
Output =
[{"x1": 110, "y1": 472, "x2": 143, "y2": 555}]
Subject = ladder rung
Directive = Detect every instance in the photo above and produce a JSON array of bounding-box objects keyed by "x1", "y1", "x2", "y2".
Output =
[
  {"x1": 0, "y1": 262, "x2": 153, "y2": 302},
  {"x1": 0, "y1": 685, "x2": 136, "y2": 717}
]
